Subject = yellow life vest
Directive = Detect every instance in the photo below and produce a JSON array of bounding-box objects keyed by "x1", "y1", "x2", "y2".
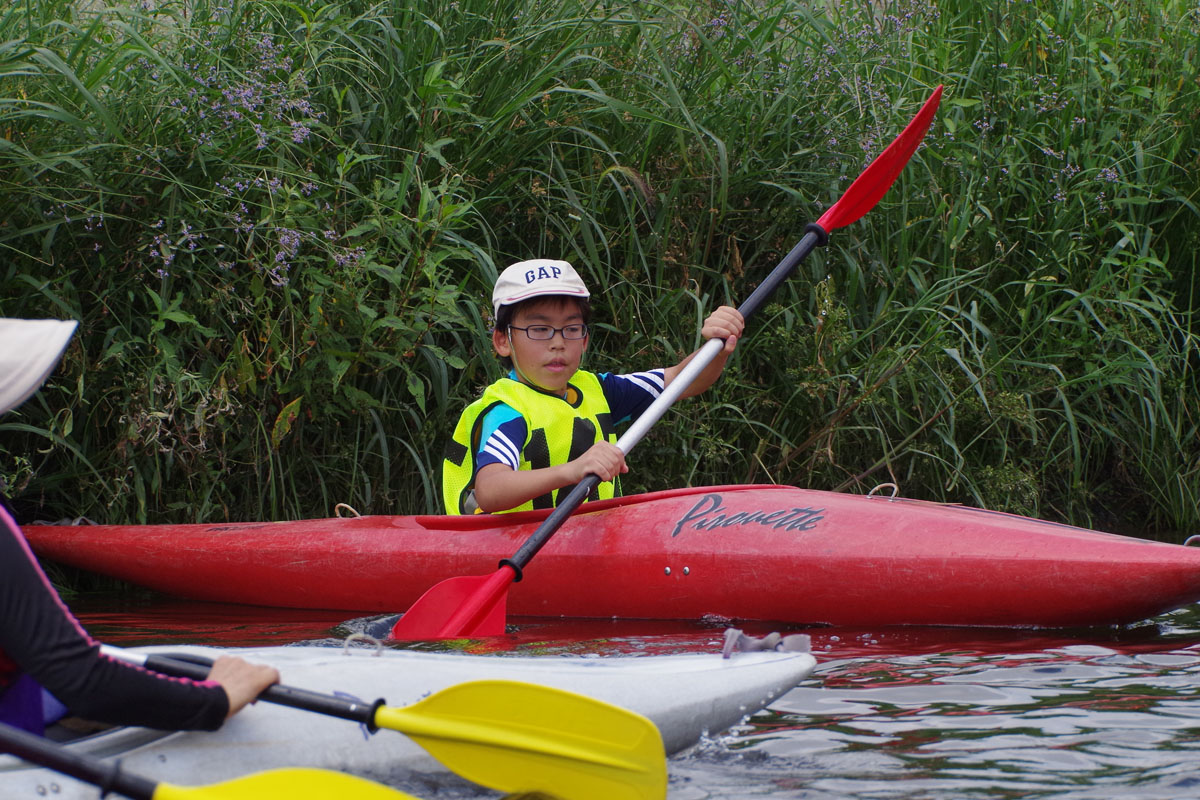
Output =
[{"x1": 442, "y1": 372, "x2": 617, "y2": 514}]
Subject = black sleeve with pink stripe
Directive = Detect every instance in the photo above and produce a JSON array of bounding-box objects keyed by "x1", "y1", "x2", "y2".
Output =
[{"x1": 0, "y1": 506, "x2": 228, "y2": 730}]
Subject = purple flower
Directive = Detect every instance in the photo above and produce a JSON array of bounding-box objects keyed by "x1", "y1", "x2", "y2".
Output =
[{"x1": 277, "y1": 227, "x2": 302, "y2": 257}]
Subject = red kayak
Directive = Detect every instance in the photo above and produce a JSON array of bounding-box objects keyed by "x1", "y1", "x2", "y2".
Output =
[{"x1": 22, "y1": 484, "x2": 1200, "y2": 628}]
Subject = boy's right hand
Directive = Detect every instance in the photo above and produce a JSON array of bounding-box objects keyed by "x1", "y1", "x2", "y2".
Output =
[{"x1": 572, "y1": 442, "x2": 629, "y2": 482}]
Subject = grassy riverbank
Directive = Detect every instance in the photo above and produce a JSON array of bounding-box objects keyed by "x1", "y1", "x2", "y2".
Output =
[{"x1": 1, "y1": 0, "x2": 1197, "y2": 536}]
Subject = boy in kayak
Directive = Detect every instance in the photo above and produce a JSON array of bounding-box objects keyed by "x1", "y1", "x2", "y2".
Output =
[
  {"x1": 443, "y1": 259, "x2": 743, "y2": 514},
  {"x1": 0, "y1": 318, "x2": 279, "y2": 735}
]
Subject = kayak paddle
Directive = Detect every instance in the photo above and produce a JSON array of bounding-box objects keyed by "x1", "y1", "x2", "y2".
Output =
[
  {"x1": 391, "y1": 84, "x2": 944, "y2": 641},
  {"x1": 0, "y1": 719, "x2": 417, "y2": 800},
  {"x1": 104, "y1": 646, "x2": 667, "y2": 800}
]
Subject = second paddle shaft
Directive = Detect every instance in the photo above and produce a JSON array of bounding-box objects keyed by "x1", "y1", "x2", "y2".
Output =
[
  {"x1": 101, "y1": 647, "x2": 386, "y2": 730},
  {"x1": 0, "y1": 721, "x2": 157, "y2": 799}
]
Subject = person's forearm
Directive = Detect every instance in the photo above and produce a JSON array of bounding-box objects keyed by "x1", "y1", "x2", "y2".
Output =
[
  {"x1": 664, "y1": 345, "x2": 732, "y2": 398},
  {"x1": 474, "y1": 463, "x2": 579, "y2": 513}
]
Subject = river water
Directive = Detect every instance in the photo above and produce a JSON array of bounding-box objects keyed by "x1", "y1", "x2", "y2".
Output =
[{"x1": 73, "y1": 597, "x2": 1200, "y2": 799}]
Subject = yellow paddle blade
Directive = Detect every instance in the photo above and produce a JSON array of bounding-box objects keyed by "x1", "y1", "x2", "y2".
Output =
[
  {"x1": 152, "y1": 767, "x2": 422, "y2": 800},
  {"x1": 375, "y1": 680, "x2": 667, "y2": 800}
]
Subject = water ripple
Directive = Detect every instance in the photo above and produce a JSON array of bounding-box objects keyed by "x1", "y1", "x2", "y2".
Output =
[{"x1": 675, "y1": 607, "x2": 1200, "y2": 799}]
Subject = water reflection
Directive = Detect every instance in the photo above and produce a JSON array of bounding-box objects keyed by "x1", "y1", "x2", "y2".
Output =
[
  {"x1": 670, "y1": 609, "x2": 1200, "y2": 799},
  {"x1": 69, "y1": 594, "x2": 352, "y2": 645}
]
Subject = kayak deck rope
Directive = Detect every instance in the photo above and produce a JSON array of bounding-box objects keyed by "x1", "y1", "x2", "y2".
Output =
[
  {"x1": 721, "y1": 628, "x2": 811, "y2": 659},
  {"x1": 867, "y1": 482, "x2": 900, "y2": 500},
  {"x1": 342, "y1": 632, "x2": 384, "y2": 655}
]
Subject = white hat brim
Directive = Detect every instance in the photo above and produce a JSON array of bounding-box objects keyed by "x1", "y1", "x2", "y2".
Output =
[{"x1": 0, "y1": 319, "x2": 78, "y2": 414}]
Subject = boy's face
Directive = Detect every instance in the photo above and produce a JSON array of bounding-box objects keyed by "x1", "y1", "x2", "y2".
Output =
[{"x1": 493, "y1": 298, "x2": 588, "y2": 393}]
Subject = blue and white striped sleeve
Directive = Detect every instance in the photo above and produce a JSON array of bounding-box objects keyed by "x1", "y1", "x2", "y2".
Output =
[
  {"x1": 475, "y1": 403, "x2": 528, "y2": 471},
  {"x1": 599, "y1": 369, "x2": 666, "y2": 424}
]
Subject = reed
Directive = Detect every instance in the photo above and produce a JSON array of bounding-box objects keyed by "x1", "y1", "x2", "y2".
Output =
[{"x1": 1, "y1": 0, "x2": 1196, "y2": 538}]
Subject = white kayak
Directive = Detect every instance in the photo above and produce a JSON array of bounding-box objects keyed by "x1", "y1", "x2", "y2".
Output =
[{"x1": 0, "y1": 644, "x2": 816, "y2": 798}]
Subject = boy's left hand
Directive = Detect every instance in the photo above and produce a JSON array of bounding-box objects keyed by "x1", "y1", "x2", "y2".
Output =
[{"x1": 702, "y1": 306, "x2": 745, "y2": 353}]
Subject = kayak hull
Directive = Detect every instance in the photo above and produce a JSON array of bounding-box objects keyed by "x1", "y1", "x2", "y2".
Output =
[
  {"x1": 23, "y1": 484, "x2": 1200, "y2": 627},
  {"x1": 0, "y1": 645, "x2": 816, "y2": 798}
]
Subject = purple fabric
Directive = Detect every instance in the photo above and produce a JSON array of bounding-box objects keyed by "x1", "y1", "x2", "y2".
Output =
[{"x1": 0, "y1": 673, "x2": 46, "y2": 735}]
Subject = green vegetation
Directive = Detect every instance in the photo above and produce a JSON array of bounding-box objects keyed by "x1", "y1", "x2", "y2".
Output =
[{"x1": 1, "y1": 0, "x2": 1196, "y2": 538}]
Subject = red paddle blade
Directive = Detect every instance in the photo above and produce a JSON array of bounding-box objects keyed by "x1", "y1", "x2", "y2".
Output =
[
  {"x1": 817, "y1": 84, "x2": 943, "y2": 232},
  {"x1": 390, "y1": 568, "x2": 513, "y2": 640}
]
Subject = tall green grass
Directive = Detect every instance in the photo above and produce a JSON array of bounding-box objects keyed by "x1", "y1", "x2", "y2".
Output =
[{"x1": 1, "y1": 0, "x2": 1196, "y2": 538}]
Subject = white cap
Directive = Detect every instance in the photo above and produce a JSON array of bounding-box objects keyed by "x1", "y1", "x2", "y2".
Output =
[
  {"x1": 0, "y1": 319, "x2": 78, "y2": 414},
  {"x1": 492, "y1": 259, "x2": 589, "y2": 317}
]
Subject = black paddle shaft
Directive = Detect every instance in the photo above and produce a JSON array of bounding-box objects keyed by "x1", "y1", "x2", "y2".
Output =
[
  {"x1": 0, "y1": 720, "x2": 158, "y2": 800},
  {"x1": 145, "y1": 653, "x2": 387, "y2": 732},
  {"x1": 733, "y1": 224, "x2": 829, "y2": 321},
  {"x1": 499, "y1": 222, "x2": 830, "y2": 578}
]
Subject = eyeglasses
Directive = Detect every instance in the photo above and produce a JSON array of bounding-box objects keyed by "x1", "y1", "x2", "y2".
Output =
[{"x1": 507, "y1": 324, "x2": 588, "y2": 341}]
